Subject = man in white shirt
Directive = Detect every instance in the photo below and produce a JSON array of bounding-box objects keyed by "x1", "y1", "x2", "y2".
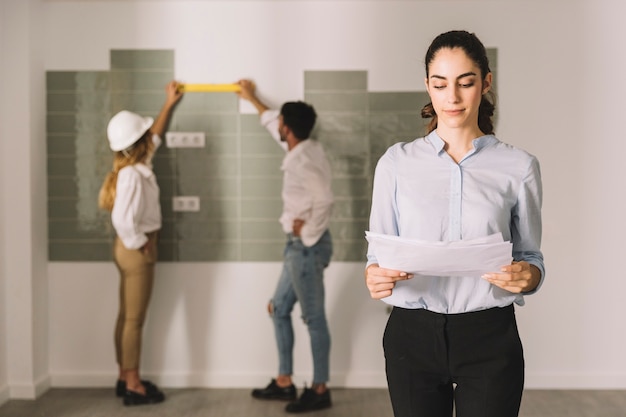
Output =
[{"x1": 237, "y1": 79, "x2": 334, "y2": 413}]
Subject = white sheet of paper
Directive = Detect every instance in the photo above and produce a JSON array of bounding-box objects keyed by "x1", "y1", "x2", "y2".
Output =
[{"x1": 366, "y1": 232, "x2": 512, "y2": 277}]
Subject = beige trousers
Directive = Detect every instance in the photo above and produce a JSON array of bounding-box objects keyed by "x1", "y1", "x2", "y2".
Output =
[{"x1": 113, "y1": 232, "x2": 158, "y2": 370}]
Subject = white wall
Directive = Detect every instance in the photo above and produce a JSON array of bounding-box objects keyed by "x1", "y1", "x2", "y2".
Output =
[
  {"x1": 0, "y1": 0, "x2": 10, "y2": 406},
  {"x1": 0, "y1": 0, "x2": 619, "y2": 397},
  {"x1": 0, "y1": 0, "x2": 50, "y2": 402},
  {"x1": 48, "y1": 263, "x2": 386, "y2": 388}
]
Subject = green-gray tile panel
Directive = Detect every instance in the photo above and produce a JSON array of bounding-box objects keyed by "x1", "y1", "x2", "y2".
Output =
[
  {"x1": 241, "y1": 220, "x2": 285, "y2": 240},
  {"x1": 157, "y1": 177, "x2": 176, "y2": 200},
  {"x1": 49, "y1": 241, "x2": 112, "y2": 261},
  {"x1": 47, "y1": 92, "x2": 111, "y2": 113},
  {"x1": 159, "y1": 219, "x2": 175, "y2": 241},
  {"x1": 83, "y1": 155, "x2": 112, "y2": 179},
  {"x1": 304, "y1": 71, "x2": 367, "y2": 91},
  {"x1": 315, "y1": 113, "x2": 368, "y2": 134},
  {"x1": 48, "y1": 220, "x2": 112, "y2": 239},
  {"x1": 175, "y1": 177, "x2": 239, "y2": 198},
  {"x1": 368, "y1": 92, "x2": 430, "y2": 112},
  {"x1": 330, "y1": 239, "x2": 368, "y2": 262},
  {"x1": 175, "y1": 220, "x2": 239, "y2": 240},
  {"x1": 48, "y1": 177, "x2": 104, "y2": 198},
  {"x1": 153, "y1": 155, "x2": 177, "y2": 177},
  {"x1": 240, "y1": 156, "x2": 283, "y2": 177},
  {"x1": 177, "y1": 240, "x2": 240, "y2": 262},
  {"x1": 332, "y1": 177, "x2": 372, "y2": 198},
  {"x1": 240, "y1": 134, "x2": 284, "y2": 156},
  {"x1": 47, "y1": 155, "x2": 111, "y2": 178},
  {"x1": 487, "y1": 48, "x2": 497, "y2": 70},
  {"x1": 47, "y1": 63, "x2": 497, "y2": 263},
  {"x1": 46, "y1": 71, "x2": 111, "y2": 92},
  {"x1": 239, "y1": 114, "x2": 267, "y2": 134},
  {"x1": 330, "y1": 220, "x2": 369, "y2": 240},
  {"x1": 329, "y1": 154, "x2": 370, "y2": 178},
  {"x1": 174, "y1": 113, "x2": 238, "y2": 134},
  {"x1": 47, "y1": 156, "x2": 76, "y2": 177},
  {"x1": 160, "y1": 197, "x2": 175, "y2": 220},
  {"x1": 197, "y1": 134, "x2": 239, "y2": 155},
  {"x1": 48, "y1": 198, "x2": 113, "y2": 223},
  {"x1": 155, "y1": 140, "x2": 178, "y2": 155},
  {"x1": 48, "y1": 197, "x2": 83, "y2": 218},
  {"x1": 314, "y1": 132, "x2": 368, "y2": 156},
  {"x1": 110, "y1": 70, "x2": 175, "y2": 91},
  {"x1": 369, "y1": 132, "x2": 419, "y2": 157},
  {"x1": 304, "y1": 92, "x2": 368, "y2": 112},
  {"x1": 111, "y1": 92, "x2": 169, "y2": 114},
  {"x1": 47, "y1": 133, "x2": 111, "y2": 156},
  {"x1": 240, "y1": 198, "x2": 282, "y2": 219},
  {"x1": 172, "y1": 198, "x2": 239, "y2": 220},
  {"x1": 332, "y1": 198, "x2": 371, "y2": 219},
  {"x1": 241, "y1": 241, "x2": 284, "y2": 262},
  {"x1": 157, "y1": 132, "x2": 239, "y2": 156},
  {"x1": 207, "y1": 198, "x2": 240, "y2": 219},
  {"x1": 47, "y1": 113, "x2": 110, "y2": 135},
  {"x1": 175, "y1": 155, "x2": 239, "y2": 178},
  {"x1": 241, "y1": 178, "x2": 282, "y2": 199},
  {"x1": 369, "y1": 113, "x2": 425, "y2": 137},
  {"x1": 157, "y1": 240, "x2": 176, "y2": 262},
  {"x1": 110, "y1": 50, "x2": 174, "y2": 70}
]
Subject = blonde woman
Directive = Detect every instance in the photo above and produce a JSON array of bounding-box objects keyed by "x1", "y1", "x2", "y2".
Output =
[{"x1": 99, "y1": 81, "x2": 183, "y2": 406}]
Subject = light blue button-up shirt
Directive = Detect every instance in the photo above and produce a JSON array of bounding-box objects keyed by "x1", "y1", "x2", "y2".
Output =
[{"x1": 367, "y1": 130, "x2": 544, "y2": 314}]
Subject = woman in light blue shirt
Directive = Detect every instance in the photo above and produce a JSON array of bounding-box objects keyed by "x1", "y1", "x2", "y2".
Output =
[{"x1": 365, "y1": 30, "x2": 544, "y2": 417}]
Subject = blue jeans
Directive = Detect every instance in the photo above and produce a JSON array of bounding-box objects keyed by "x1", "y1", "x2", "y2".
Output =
[{"x1": 270, "y1": 230, "x2": 332, "y2": 384}]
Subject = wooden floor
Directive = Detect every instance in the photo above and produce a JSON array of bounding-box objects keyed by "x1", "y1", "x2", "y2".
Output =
[{"x1": 1, "y1": 388, "x2": 626, "y2": 416}]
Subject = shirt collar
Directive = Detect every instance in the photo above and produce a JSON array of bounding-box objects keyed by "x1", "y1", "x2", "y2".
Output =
[
  {"x1": 281, "y1": 138, "x2": 312, "y2": 169},
  {"x1": 426, "y1": 130, "x2": 497, "y2": 155},
  {"x1": 133, "y1": 163, "x2": 153, "y2": 178}
]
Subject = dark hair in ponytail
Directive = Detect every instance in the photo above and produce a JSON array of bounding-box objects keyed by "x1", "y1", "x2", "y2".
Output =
[{"x1": 421, "y1": 30, "x2": 496, "y2": 135}]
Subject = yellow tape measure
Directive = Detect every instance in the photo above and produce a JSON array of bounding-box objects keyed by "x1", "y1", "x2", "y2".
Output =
[{"x1": 179, "y1": 84, "x2": 242, "y2": 93}]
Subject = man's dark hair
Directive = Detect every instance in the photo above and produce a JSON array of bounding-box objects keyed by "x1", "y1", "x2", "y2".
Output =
[{"x1": 280, "y1": 101, "x2": 317, "y2": 140}]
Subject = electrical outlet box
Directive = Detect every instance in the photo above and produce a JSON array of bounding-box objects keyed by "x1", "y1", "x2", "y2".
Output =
[
  {"x1": 172, "y1": 196, "x2": 201, "y2": 212},
  {"x1": 165, "y1": 132, "x2": 206, "y2": 148}
]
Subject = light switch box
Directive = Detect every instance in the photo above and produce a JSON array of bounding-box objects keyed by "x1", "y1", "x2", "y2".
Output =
[
  {"x1": 172, "y1": 196, "x2": 201, "y2": 212},
  {"x1": 165, "y1": 132, "x2": 206, "y2": 148}
]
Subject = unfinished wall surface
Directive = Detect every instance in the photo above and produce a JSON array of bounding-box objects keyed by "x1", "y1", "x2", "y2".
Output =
[{"x1": 46, "y1": 50, "x2": 496, "y2": 262}]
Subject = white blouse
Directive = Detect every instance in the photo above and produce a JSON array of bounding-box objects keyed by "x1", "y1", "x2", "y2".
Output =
[
  {"x1": 111, "y1": 135, "x2": 162, "y2": 250},
  {"x1": 260, "y1": 110, "x2": 334, "y2": 247},
  {"x1": 367, "y1": 131, "x2": 544, "y2": 313}
]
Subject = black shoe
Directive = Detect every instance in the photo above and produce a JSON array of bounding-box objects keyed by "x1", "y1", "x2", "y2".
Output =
[
  {"x1": 251, "y1": 379, "x2": 297, "y2": 401},
  {"x1": 123, "y1": 383, "x2": 165, "y2": 406},
  {"x1": 285, "y1": 387, "x2": 332, "y2": 413},
  {"x1": 115, "y1": 379, "x2": 158, "y2": 397},
  {"x1": 115, "y1": 380, "x2": 125, "y2": 397}
]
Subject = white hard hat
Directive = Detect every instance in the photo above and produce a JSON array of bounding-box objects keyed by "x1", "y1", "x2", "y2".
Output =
[{"x1": 107, "y1": 110, "x2": 154, "y2": 151}]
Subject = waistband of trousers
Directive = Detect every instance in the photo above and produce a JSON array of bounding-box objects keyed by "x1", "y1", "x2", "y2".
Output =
[
  {"x1": 393, "y1": 303, "x2": 514, "y2": 326},
  {"x1": 286, "y1": 229, "x2": 330, "y2": 243}
]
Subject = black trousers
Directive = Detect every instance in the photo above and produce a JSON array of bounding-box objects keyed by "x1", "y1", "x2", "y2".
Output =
[{"x1": 383, "y1": 304, "x2": 524, "y2": 417}]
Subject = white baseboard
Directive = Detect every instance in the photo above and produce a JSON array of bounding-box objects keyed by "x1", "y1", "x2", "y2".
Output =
[
  {"x1": 50, "y1": 372, "x2": 118, "y2": 388},
  {"x1": 0, "y1": 384, "x2": 9, "y2": 407},
  {"x1": 35, "y1": 375, "x2": 51, "y2": 397},
  {"x1": 49, "y1": 370, "x2": 626, "y2": 390},
  {"x1": 50, "y1": 371, "x2": 388, "y2": 389},
  {"x1": 525, "y1": 372, "x2": 626, "y2": 389},
  {"x1": 8, "y1": 375, "x2": 51, "y2": 399}
]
